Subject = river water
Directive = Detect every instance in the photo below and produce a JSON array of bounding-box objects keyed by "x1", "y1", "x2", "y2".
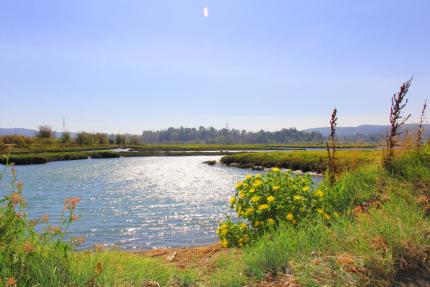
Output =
[{"x1": 1, "y1": 156, "x2": 319, "y2": 249}]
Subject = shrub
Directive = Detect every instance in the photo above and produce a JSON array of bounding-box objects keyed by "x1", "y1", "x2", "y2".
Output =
[
  {"x1": 0, "y1": 161, "x2": 80, "y2": 286},
  {"x1": 217, "y1": 168, "x2": 332, "y2": 247}
]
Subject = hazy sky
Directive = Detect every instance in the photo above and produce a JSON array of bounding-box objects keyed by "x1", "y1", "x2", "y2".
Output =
[{"x1": 0, "y1": 0, "x2": 429, "y2": 133}]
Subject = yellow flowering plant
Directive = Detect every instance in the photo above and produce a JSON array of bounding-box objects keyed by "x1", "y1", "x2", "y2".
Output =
[{"x1": 218, "y1": 168, "x2": 332, "y2": 247}]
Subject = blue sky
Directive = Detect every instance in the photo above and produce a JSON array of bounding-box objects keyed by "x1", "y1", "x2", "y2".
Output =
[{"x1": 0, "y1": 0, "x2": 429, "y2": 133}]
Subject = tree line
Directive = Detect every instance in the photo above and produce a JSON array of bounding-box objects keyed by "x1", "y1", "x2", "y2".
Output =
[{"x1": 141, "y1": 127, "x2": 324, "y2": 144}]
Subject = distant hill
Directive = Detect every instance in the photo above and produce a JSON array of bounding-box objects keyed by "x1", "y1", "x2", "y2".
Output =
[
  {"x1": 0, "y1": 128, "x2": 77, "y2": 138},
  {"x1": 0, "y1": 128, "x2": 37, "y2": 137},
  {"x1": 305, "y1": 124, "x2": 430, "y2": 137}
]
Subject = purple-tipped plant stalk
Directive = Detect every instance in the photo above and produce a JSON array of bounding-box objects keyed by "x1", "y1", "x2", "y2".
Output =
[
  {"x1": 384, "y1": 78, "x2": 412, "y2": 167},
  {"x1": 326, "y1": 108, "x2": 337, "y2": 185},
  {"x1": 416, "y1": 99, "x2": 427, "y2": 150}
]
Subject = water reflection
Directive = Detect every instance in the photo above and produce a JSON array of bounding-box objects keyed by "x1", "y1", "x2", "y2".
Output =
[{"x1": 4, "y1": 156, "x2": 319, "y2": 249}]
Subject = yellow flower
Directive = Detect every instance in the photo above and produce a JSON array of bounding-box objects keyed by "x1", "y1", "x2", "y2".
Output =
[
  {"x1": 293, "y1": 195, "x2": 303, "y2": 201},
  {"x1": 272, "y1": 186, "x2": 280, "y2": 191},
  {"x1": 240, "y1": 223, "x2": 248, "y2": 229},
  {"x1": 251, "y1": 195, "x2": 260, "y2": 203},
  {"x1": 286, "y1": 212, "x2": 294, "y2": 221},
  {"x1": 254, "y1": 221, "x2": 262, "y2": 227},
  {"x1": 249, "y1": 188, "x2": 255, "y2": 193},
  {"x1": 229, "y1": 197, "x2": 236, "y2": 204},
  {"x1": 235, "y1": 181, "x2": 243, "y2": 189},
  {"x1": 267, "y1": 218, "x2": 275, "y2": 225},
  {"x1": 317, "y1": 208, "x2": 324, "y2": 214},
  {"x1": 258, "y1": 204, "x2": 269, "y2": 211},
  {"x1": 253, "y1": 180, "x2": 261, "y2": 187},
  {"x1": 302, "y1": 186, "x2": 310, "y2": 192},
  {"x1": 239, "y1": 191, "x2": 245, "y2": 198},
  {"x1": 292, "y1": 219, "x2": 297, "y2": 225},
  {"x1": 245, "y1": 207, "x2": 255, "y2": 216},
  {"x1": 314, "y1": 190, "x2": 324, "y2": 197},
  {"x1": 255, "y1": 173, "x2": 261, "y2": 178},
  {"x1": 267, "y1": 195, "x2": 275, "y2": 203},
  {"x1": 271, "y1": 167, "x2": 280, "y2": 172},
  {"x1": 245, "y1": 175, "x2": 252, "y2": 180},
  {"x1": 221, "y1": 239, "x2": 229, "y2": 248},
  {"x1": 324, "y1": 213, "x2": 331, "y2": 220}
]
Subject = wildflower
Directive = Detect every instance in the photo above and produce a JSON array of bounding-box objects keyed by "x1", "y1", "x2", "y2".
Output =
[
  {"x1": 17, "y1": 181, "x2": 23, "y2": 192},
  {"x1": 253, "y1": 180, "x2": 261, "y2": 187},
  {"x1": 229, "y1": 197, "x2": 236, "y2": 204},
  {"x1": 71, "y1": 237, "x2": 86, "y2": 245},
  {"x1": 314, "y1": 190, "x2": 324, "y2": 197},
  {"x1": 235, "y1": 181, "x2": 243, "y2": 189},
  {"x1": 267, "y1": 218, "x2": 275, "y2": 225},
  {"x1": 286, "y1": 213, "x2": 294, "y2": 221},
  {"x1": 217, "y1": 224, "x2": 228, "y2": 236},
  {"x1": 293, "y1": 195, "x2": 303, "y2": 201},
  {"x1": 221, "y1": 239, "x2": 229, "y2": 248},
  {"x1": 249, "y1": 188, "x2": 255, "y2": 193},
  {"x1": 258, "y1": 204, "x2": 269, "y2": 211},
  {"x1": 94, "y1": 244, "x2": 104, "y2": 252},
  {"x1": 316, "y1": 208, "x2": 324, "y2": 214},
  {"x1": 245, "y1": 207, "x2": 255, "y2": 216},
  {"x1": 302, "y1": 186, "x2": 310, "y2": 192},
  {"x1": 271, "y1": 167, "x2": 280, "y2": 172},
  {"x1": 251, "y1": 195, "x2": 260, "y2": 203},
  {"x1": 292, "y1": 219, "x2": 297, "y2": 225},
  {"x1": 272, "y1": 186, "x2": 280, "y2": 191},
  {"x1": 10, "y1": 192, "x2": 24, "y2": 205},
  {"x1": 40, "y1": 214, "x2": 49, "y2": 222},
  {"x1": 239, "y1": 191, "x2": 245, "y2": 198},
  {"x1": 23, "y1": 242, "x2": 35, "y2": 253},
  {"x1": 48, "y1": 226, "x2": 62, "y2": 234},
  {"x1": 254, "y1": 221, "x2": 262, "y2": 227},
  {"x1": 255, "y1": 174, "x2": 261, "y2": 178},
  {"x1": 267, "y1": 195, "x2": 275, "y2": 203},
  {"x1": 64, "y1": 197, "x2": 80, "y2": 210},
  {"x1": 324, "y1": 213, "x2": 331, "y2": 220},
  {"x1": 6, "y1": 278, "x2": 16, "y2": 286},
  {"x1": 240, "y1": 223, "x2": 248, "y2": 230},
  {"x1": 245, "y1": 175, "x2": 252, "y2": 180}
]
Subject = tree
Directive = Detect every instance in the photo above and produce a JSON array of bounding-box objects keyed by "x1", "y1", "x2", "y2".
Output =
[
  {"x1": 36, "y1": 126, "x2": 54, "y2": 138},
  {"x1": 60, "y1": 131, "x2": 71, "y2": 144}
]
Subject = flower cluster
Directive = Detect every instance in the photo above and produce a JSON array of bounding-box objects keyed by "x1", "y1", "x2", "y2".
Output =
[{"x1": 217, "y1": 168, "x2": 331, "y2": 247}]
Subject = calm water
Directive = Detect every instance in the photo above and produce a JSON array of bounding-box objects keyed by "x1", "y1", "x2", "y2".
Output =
[{"x1": 1, "y1": 156, "x2": 319, "y2": 249}]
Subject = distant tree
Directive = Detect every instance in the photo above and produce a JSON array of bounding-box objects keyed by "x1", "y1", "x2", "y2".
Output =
[
  {"x1": 36, "y1": 125, "x2": 54, "y2": 138},
  {"x1": 60, "y1": 131, "x2": 71, "y2": 144},
  {"x1": 75, "y1": 132, "x2": 93, "y2": 145},
  {"x1": 128, "y1": 135, "x2": 141, "y2": 145},
  {"x1": 115, "y1": 134, "x2": 126, "y2": 145},
  {"x1": 96, "y1": 133, "x2": 109, "y2": 145}
]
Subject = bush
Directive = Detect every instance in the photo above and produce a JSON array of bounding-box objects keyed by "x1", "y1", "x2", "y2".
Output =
[
  {"x1": 0, "y1": 163, "x2": 79, "y2": 286},
  {"x1": 217, "y1": 168, "x2": 332, "y2": 247}
]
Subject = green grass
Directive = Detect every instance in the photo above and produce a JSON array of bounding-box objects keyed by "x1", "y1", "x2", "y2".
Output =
[
  {"x1": 221, "y1": 149, "x2": 377, "y2": 172},
  {"x1": 2, "y1": 144, "x2": 430, "y2": 286},
  {"x1": 70, "y1": 251, "x2": 175, "y2": 286}
]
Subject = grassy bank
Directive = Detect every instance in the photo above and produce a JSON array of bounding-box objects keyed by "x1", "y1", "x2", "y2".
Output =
[
  {"x1": 0, "y1": 150, "x2": 242, "y2": 165},
  {"x1": 221, "y1": 149, "x2": 376, "y2": 172},
  {"x1": 2, "y1": 145, "x2": 429, "y2": 286}
]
